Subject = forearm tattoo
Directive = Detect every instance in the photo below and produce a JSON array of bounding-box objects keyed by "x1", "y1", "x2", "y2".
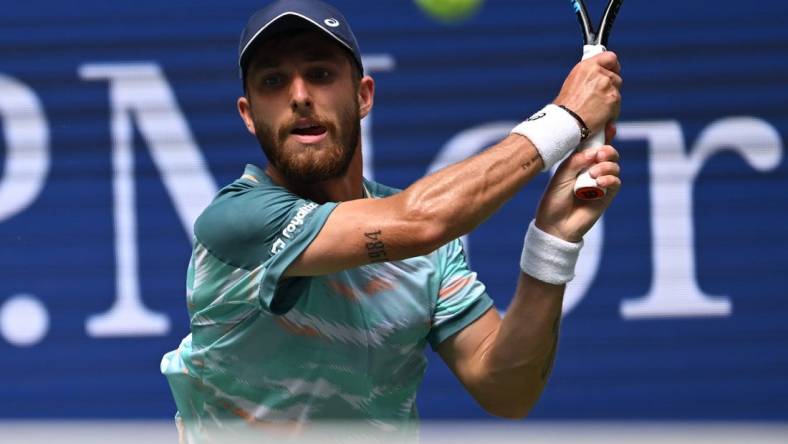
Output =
[
  {"x1": 541, "y1": 313, "x2": 561, "y2": 381},
  {"x1": 521, "y1": 154, "x2": 541, "y2": 171},
  {"x1": 364, "y1": 230, "x2": 387, "y2": 263}
]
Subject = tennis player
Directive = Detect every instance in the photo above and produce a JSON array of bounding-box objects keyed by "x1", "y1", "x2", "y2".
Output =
[{"x1": 161, "y1": 0, "x2": 622, "y2": 441}]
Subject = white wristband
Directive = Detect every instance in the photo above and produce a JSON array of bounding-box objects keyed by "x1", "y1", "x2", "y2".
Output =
[
  {"x1": 510, "y1": 104, "x2": 582, "y2": 171},
  {"x1": 520, "y1": 220, "x2": 583, "y2": 285}
]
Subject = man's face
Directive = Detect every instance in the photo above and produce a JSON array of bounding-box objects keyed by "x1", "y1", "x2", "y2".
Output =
[{"x1": 241, "y1": 31, "x2": 362, "y2": 184}]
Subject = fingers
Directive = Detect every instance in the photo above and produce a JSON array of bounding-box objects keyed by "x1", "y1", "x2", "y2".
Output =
[
  {"x1": 595, "y1": 166, "x2": 622, "y2": 190},
  {"x1": 595, "y1": 51, "x2": 621, "y2": 74},
  {"x1": 608, "y1": 71, "x2": 623, "y2": 88},
  {"x1": 596, "y1": 174, "x2": 622, "y2": 190},
  {"x1": 594, "y1": 53, "x2": 623, "y2": 119},
  {"x1": 553, "y1": 144, "x2": 615, "y2": 178},
  {"x1": 551, "y1": 144, "x2": 622, "y2": 198},
  {"x1": 557, "y1": 144, "x2": 619, "y2": 176},
  {"x1": 588, "y1": 145, "x2": 621, "y2": 190},
  {"x1": 583, "y1": 145, "x2": 619, "y2": 164},
  {"x1": 589, "y1": 161, "x2": 620, "y2": 179},
  {"x1": 552, "y1": 51, "x2": 622, "y2": 136}
]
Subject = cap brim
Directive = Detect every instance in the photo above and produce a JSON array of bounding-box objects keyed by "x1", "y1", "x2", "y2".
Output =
[{"x1": 238, "y1": 13, "x2": 356, "y2": 75}]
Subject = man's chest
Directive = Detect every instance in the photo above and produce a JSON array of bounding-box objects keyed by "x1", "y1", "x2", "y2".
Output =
[
  {"x1": 292, "y1": 257, "x2": 438, "y2": 348},
  {"x1": 211, "y1": 257, "x2": 441, "y2": 400}
]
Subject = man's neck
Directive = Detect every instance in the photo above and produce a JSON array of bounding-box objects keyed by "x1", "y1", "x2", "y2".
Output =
[{"x1": 265, "y1": 147, "x2": 365, "y2": 203}]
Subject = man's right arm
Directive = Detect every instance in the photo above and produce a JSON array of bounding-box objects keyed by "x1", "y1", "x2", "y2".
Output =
[
  {"x1": 286, "y1": 51, "x2": 622, "y2": 277},
  {"x1": 287, "y1": 133, "x2": 543, "y2": 276}
]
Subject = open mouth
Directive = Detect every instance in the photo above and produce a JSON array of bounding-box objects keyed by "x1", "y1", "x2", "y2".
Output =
[
  {"x1": 290, "y1": 121, "x2": 328, "y2": 144},
  {"x1": 291, "y1": 124, "x2": 327, "y2": 136}
]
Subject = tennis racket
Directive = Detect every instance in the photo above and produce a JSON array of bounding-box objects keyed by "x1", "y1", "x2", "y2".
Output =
[{"x1": 570, "y1": 0, "x2": 623, "y2": 200}]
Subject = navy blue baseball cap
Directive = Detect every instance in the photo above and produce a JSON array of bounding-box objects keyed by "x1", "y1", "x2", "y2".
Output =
[{"x1": 238, "y1": 0, "x2": 364, "y2": 79}]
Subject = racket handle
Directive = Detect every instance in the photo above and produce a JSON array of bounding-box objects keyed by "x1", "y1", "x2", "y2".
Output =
[
  {"x1": 574, "y1": 44, "x2": 608, "y2": 201},
  {"x1": 581, "y1": 43, "x2": 606, "y2": 61}
]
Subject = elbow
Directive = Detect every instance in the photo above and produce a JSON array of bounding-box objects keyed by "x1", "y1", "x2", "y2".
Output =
[
  {"x1": 400, "y1": 193, "x2": 451, "y2": 255},
  {"x1": 414, "y1": 222, "x2": 448, "y2": 256},
  {"x1": 479, "y1": 398, "x2": 535, "y2": 420},
  {"x1": 472, "y1": 375, "x2": 546, "y2": 420}
]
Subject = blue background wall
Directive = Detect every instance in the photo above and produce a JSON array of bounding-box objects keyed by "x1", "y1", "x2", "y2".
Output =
[{"x1": 1, "y1": 0, "x2": 786, "y2": 420}]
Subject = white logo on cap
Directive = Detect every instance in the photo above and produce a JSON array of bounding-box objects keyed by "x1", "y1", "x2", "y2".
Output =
[{"x1": 324, "y1": 18, "x2": 340, "y2": 27}]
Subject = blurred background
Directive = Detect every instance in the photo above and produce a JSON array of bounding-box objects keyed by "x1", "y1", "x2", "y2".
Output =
[{"x1": 1, "y1": 0, "x2": 786, "y2": 442}]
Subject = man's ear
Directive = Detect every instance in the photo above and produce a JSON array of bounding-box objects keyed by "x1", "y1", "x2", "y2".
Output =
[
  {"x1": 237, "y1": 96, "x2": 256, "y2": 135},
  {"x1": 358, "y1": 76, "x2": 375, "y2": 119}
]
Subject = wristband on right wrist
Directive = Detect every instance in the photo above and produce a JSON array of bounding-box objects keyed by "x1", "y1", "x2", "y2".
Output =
[
  {"x1": 557, "y1": 105, "x2": 589, "y2": 141},
  {"x1": 520, "y1": 220, "x2": 584, "y2": 285},
  {"x1": 510, "y1": 104, "x2": 582, "y2": 171}
]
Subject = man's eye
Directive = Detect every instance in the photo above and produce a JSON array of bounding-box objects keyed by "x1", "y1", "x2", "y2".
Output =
[
  {"x1": 309, "y1": 69, "x2": 332, "y2": 80},
  {"x1": 262, "y1": 75, "x2": 282, "y2": 87}
]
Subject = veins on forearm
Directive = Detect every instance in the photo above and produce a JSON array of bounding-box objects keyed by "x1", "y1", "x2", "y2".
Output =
[
  {"x1": 540, "y1": 312, "x2": 561, "y2": 380},
  {"x1": 364, "y1": 230, "x2": 387, "y2": 263},
  {"x1": 521, "y1": 154, "x2": 541, "y2": 170}
]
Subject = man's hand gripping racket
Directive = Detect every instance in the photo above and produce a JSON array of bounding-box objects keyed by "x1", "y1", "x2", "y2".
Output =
[{"x1": 569, "y1": 0, "x2": 623, "y2": 200}]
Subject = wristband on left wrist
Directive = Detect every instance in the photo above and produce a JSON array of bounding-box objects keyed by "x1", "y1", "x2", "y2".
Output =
[{"x1": 520, "y1": 220, "x2": 584, "y2": 285}]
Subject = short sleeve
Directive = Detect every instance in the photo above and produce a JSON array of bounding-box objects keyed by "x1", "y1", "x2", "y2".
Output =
[
  {"x1": 427, "y1": 239, "x2": 494, "y2": 349},
  {"x1": 194, "y1": 175, "x2": 337, "y2": 314}
]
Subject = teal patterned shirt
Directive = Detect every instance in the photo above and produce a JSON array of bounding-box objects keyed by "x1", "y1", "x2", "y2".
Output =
[{"x1": 161, "y1": 164, "x2": 493, "y2": 440}]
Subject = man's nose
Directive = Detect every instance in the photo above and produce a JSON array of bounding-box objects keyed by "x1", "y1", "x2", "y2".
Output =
[{"x1": 289, "y1": 75, "x2": 312, "y2": 112}]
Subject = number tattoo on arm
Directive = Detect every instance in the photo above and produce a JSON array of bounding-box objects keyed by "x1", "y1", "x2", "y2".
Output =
[{"x1": 364, "y1": 230, "x2": 387, "y2": 263}]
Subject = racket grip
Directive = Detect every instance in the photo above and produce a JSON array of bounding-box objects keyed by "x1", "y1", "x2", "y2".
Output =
[
  {"x1": 573, "y1": 44, "x2": 608, "y2": 201},
  {"x1": 573, "y1": 130, "x2": 606, "y2": 200},
  {"x1": 582, "y1": 44, "x2": 606, "y2": 61}
]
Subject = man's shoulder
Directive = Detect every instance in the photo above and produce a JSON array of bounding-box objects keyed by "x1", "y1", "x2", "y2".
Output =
[
  {"x1": 199, "y1": 164, "x2": 299, "y2": 221},
  {"x1": 211, "y1": 164, "x2": 292, "y2": 205},
  {"x1": 193, "y1": 164, "x2": 304, "y2": 256}
]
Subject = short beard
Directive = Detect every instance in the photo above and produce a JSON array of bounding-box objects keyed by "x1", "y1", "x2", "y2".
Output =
[{"x1": 253, "y1": 104, "x2": 360, "y2": 184}]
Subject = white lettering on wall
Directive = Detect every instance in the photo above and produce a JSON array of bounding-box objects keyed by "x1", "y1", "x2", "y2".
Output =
[
  {"x1": 0, "y1": 75, "x2": 50, "y2": 221},
  {"x1": 79, "y1": 63, "x2": 218, "y2": 337},
  {"x1": 618, "y1": 118, "x2": 782, "y2": 319},
  {"x1": 360, "y1": 55, "x2": 396, "y2": 181},
  {"x1": 0, "y1": 76, "x2": 51, "y2": 346}
]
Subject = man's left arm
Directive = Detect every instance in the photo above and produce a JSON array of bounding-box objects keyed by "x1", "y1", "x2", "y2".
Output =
[{"x1": 437, "y1": 137, "x2": 621, "y2": 419}]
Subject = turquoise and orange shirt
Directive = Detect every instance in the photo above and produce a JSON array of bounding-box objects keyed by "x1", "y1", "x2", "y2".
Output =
[{"x1": 161, "y1": 164, "x2": 493, "y2": 439}]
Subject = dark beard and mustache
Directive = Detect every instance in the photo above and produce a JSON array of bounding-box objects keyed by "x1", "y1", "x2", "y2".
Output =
[{"x1": 253, "y1": 103, "x2": 360, "y2": 184}]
